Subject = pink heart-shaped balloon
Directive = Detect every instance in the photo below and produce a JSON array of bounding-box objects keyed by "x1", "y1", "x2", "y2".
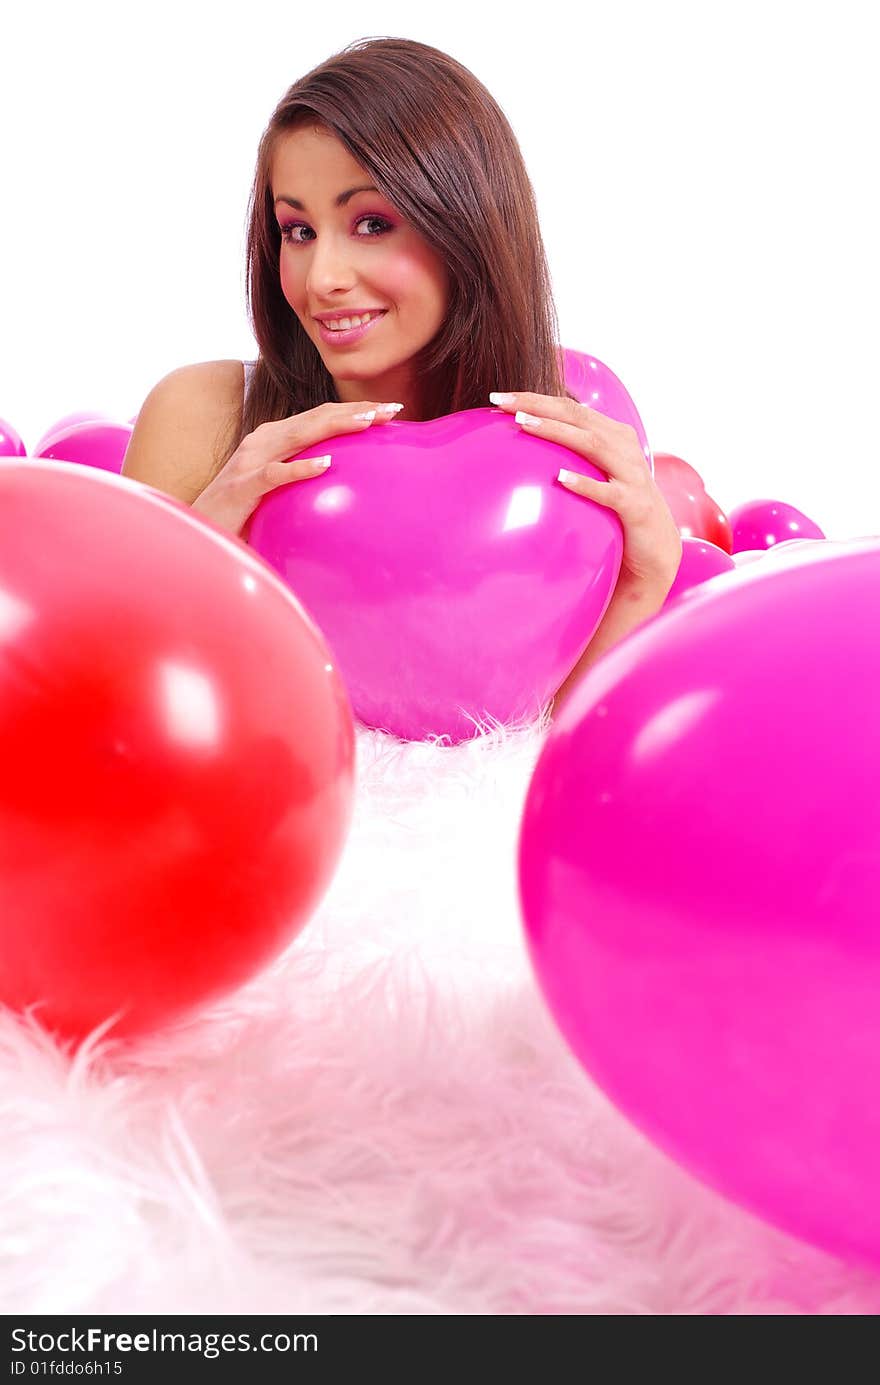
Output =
[{"x1": 248, "y1": 408, "x2": 623, "y2": 742}]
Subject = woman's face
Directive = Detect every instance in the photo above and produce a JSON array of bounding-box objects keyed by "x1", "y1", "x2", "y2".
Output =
[{"x1": 270, "y1": 124, "x2": 449, "y2": 408}]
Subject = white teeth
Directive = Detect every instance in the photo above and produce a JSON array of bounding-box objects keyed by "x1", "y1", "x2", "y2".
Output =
[{"x1": 324, "y1": 312, "x2": 380, "y2": 331}]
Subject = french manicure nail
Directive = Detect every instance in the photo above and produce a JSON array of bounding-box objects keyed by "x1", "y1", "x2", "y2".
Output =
[
  {"x1": 376, "y1": 402, "x2": 404, "y2": 414},
  {"x1": 515, "y1": 410, "x2": 542, "y2": 427},
  {"x1": 557, "y1": 469, "x2": 577, "y2": 485},
  {"x1": 308, "y1": 455, "x2": 332, "y2": 469},
  {"x1": 353, "y1": 410, "x2": 376, "y2": 422},
  {"x1": 489, "y1": 392, "x2": 516, "y2": 406}
]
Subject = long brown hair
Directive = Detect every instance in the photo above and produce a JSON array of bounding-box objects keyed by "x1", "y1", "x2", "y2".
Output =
[{"x1": 222, "y1": 36, "x2": 571, "y2": 468}]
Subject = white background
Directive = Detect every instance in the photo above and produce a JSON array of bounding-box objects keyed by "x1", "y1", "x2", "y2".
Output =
[{"x1": 2, "y1": 0, "x2": 877, "y2": 539}]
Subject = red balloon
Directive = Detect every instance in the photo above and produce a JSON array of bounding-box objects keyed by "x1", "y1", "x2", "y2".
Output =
[
  {"x1": 0, "y1": 460, "x2": 355, "y2": 1040},
  {"x1": 653, "y1": 452, "x2": 732, "y2": 552}
]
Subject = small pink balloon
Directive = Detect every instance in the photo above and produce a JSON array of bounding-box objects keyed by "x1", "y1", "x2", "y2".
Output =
[
  {"x1": 729, "y1": 498, "x2": 826, "y2": 552},
  {"x1": 35, "y1": 420, "x2": 133, "y2": 474},
  {"x1": 248, "y1": 408, "x2": 624, "y2": 742},
  {"x1": 664, "y1": 536, "x2": 735, "y2": 606},
  {"x1": 560, "y1": 347, "x2": 652, "y2": 474},
  {"x1": 33, "y1": 411, "x2": 111, "y2": 457},
  {"x1": 519, "y1": 537, "x2": 880, "y2": 1269},
  {"x1": 0, "y1": 417, "x2": 27, "y2": 457}
]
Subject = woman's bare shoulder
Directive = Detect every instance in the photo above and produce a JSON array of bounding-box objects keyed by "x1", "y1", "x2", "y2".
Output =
[{"x1": 121, "y1": 359, "x2": 247, "y2": 504}]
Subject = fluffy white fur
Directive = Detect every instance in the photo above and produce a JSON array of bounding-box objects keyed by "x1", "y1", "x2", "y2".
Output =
[{"x1": 3, "y1": 722, "x2": 879, "y2": 1315}]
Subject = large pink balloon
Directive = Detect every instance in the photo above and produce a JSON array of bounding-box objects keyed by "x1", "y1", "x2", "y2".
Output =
[
  {"x1": 560, "y1": 347, "x2": 652, "y2": 473},
  {"x1": 248, "y1": 408, "x2": 623, "y2": 742},
  {"x1": 0, "y1": 417, "x2": 26, "y2": 457},
  {"x1": 729, "y1": 497, "x2": 826, "y2": 552},
  {"x1": 663, "y1": 536, "x2": 735, "y2": 606},
  {"x1": 35, "y1": 420, "x2": 133, "y2": 474},
  {"x1": 519, "y1": 538, "x2": 880, "y2": 1267}
]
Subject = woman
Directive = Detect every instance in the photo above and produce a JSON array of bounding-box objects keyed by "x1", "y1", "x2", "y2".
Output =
[{"x1": 122, "y1": 36, "x2": 681, "y2": 716}]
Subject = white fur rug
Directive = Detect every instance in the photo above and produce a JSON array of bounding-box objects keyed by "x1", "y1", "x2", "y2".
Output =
[{"x1": 3, "y1": 721, "x2": 880, "y2": 1316}]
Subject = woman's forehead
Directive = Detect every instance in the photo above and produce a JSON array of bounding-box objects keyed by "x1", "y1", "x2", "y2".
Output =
[{"x1": 270, "y1": 125, "x2": 366, "y2": 195}]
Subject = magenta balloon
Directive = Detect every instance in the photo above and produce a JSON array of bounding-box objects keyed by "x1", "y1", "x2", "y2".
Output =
[
  {"x1": 35, "y1": 420, "x2": 133, "y2": 474},
  {"x1": 664, "y1": 536, "x2": 735, "y2": 606},
  {"x1": 0, "y1": 417, "x2": 27, "y2": 457},
  {"x1": 248, "y1": 408, "x2": 623, "y2": 742},
  {"x1": 519, "y1": 537, "x2": 880, "y2": 1267},
  {"x1": 560, "y1": 347, "x2": 652, "y2": 474},
  {"x1": 729, "y1": 497, "x2": 826, "y2": 552},
  {"x1": 33, "y1": 411, "x2": 111, "y2": 456}
]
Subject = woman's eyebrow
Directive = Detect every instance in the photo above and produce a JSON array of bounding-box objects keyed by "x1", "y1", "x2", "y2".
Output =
[{"x1": 274, "y1": 185, "x2": 379, "y2": 211}]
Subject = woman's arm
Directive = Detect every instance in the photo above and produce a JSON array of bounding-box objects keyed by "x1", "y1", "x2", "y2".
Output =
[
  {"x1": 549, "y1": 569, "x2": 672, "y2": 719},
  {"x1": 121, "y1": 360, "x2": 244, "y2": 503}
]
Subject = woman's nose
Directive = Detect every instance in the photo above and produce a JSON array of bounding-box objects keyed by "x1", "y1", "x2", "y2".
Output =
[{"x1": 306, "y1": 237, "x2": 358, "y2": 297}]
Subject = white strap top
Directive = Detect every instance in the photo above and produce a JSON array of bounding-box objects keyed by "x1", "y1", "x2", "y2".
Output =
[{"x1": 242, "y1": 359, "x2": 257, "y2": 405}]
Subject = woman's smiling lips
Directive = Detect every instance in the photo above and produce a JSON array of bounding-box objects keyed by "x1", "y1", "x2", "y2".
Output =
[{"x1": 314, "y1": 310, "x2": 388, "y2": 347}]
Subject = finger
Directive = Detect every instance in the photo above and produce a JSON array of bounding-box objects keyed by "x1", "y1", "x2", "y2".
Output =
[
  {"x1": 490, "y1": 391, "x2": 601, "y2": 430},
  {"x1": 260, "y1": 453, "x2": 332, "y2": 493},
  {"x1": 514, "y1": 407, "x2": 642, "y2": 483},
  {"x1": 556, "y1": 468, "x2": 619, "y2": 508},
  {"x1": 368, "y1": 405, "x2": 404, "y2": 426},
  {"x1": 490, "y1": 389, "x2": 644, "y2": 467},
  {"x1": 265, "y1": 401, "x2": 403, "y2": 460}
]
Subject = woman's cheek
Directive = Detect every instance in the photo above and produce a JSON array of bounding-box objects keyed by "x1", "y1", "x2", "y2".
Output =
[
  {"x1": 380, "y1": 247, "x2": 430, "y2": 295},
  {"x1": 278, "y1": 255, "x2": 302, "y2": 312}
]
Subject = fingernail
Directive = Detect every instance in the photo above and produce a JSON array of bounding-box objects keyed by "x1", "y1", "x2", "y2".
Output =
[
  {"x1": 307, "y1": 455, "x2": 332, "y2": 470},
  {"x1": 557, "y1": 468, "x2": 577, "y2": 485},
  {"x1": 376, "y1": 402, "x2": 404, "y2": 414},
  {"x1": 515, "y1": 410, "x2": 542, "y2": 427},
  {"x1": 353, "y1": 410, "x2": 376, "y2": 422},
  {"x1": 489, "y1": 392, "x2": 516, "y2": 406}
]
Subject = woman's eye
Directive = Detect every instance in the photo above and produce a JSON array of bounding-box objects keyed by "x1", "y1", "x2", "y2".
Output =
[
  {"x1": 354, "y1": 215, "x2": 392, "y2": 237},
  {"x1": 279, "y1": 215, "x2": 392, "y2": 245}
]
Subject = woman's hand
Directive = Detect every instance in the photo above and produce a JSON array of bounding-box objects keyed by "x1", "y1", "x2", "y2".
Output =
[
  {"x1": 488, "y1": 391, "x2": 683, "y2": 714},
  {"x1": 192, "y1": 399, "x2": 403, "y2": 538},
  {"x1": 488, "y1": 391, "x2": 682, "y2": 594}
]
